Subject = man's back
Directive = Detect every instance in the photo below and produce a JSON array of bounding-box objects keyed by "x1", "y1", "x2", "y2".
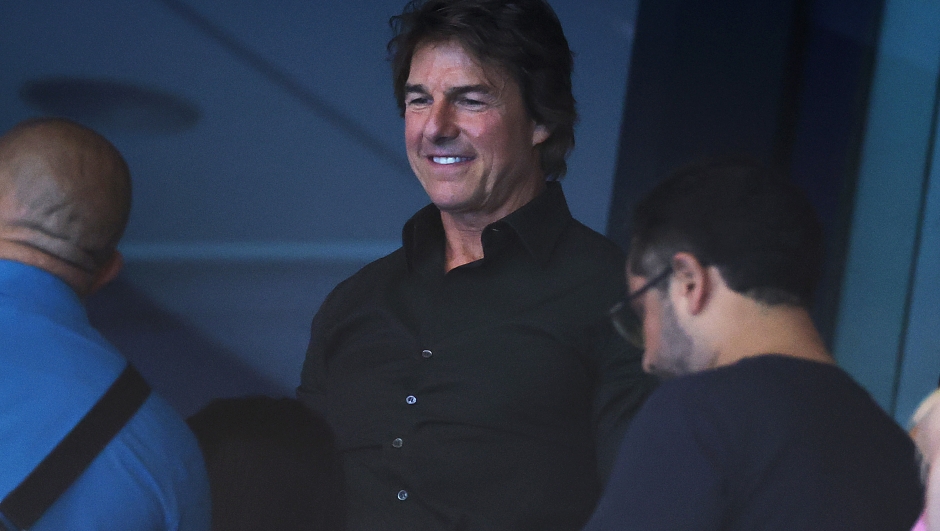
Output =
[
  {"x1": 0, "y1": 260, "x2": 210, "y2": 530},
  {"x1": 585, "y1": 355, "x2": 923, "y2": 531}
]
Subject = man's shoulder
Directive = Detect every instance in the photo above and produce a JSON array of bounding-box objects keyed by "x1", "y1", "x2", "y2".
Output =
[
  {"x1": 114, "y1": 392, "x2": 209, "y2": 497},
  {"x1": 631, "y1": 357, "x2": 829, "y2": 427},
  {"x1": 1, "y1": 370, "x2": 210, "y2": 530},
  {"x1": 646, "y1": 356, "x2": 850, "y2": 406},
  {"x1": 639, "y1": 355, "x2": 905, "y2": 443},
  {"x1": 329, "y1": 247, "x2": 408, "y2": 296},
  {"x1": 310, "y1": 247, "x2": 409, "y2": 320},
  {"x1": 564, "y1": 218, "x2": 625, "y2": 255},
  {"x1": 551, "y1": 218, "x2": 626, "y2": 276},
  {"x1": 120, "y1": 392, "x2": 204, "y2": 463},
  {"x1": 34, "y1": 391, "x2": 210, "y2": 530}
]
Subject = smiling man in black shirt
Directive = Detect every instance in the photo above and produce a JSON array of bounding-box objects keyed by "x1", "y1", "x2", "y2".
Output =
[{"x1": 297, "y1": 1, "x2": 655, "y2": 529}]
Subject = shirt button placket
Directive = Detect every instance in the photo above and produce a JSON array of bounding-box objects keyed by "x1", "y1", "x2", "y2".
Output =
[{"x1": 395, "y1": 350, "x2": 427, "y2": 505}]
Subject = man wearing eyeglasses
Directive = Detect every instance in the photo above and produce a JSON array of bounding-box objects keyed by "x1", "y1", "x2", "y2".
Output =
[{"x1": 585, "y1": 160, "x2": 924, "y2": 530}]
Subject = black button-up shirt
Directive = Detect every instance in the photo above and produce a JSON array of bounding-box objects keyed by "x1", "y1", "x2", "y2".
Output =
[{"x1": 298, "y1": 182, "x2": 656, "y2": 531}]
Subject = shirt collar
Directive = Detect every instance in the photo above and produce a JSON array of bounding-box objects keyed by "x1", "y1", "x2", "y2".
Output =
[
  {"x1": 402, "y1": 181, "x2": 573, "y2": 270},
  {"x1": 0, "y1": 259, "x2": 88, "y2": 329}
]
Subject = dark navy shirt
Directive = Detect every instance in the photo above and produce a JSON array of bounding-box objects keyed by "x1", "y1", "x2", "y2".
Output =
[
  {"x1": 298, "y1": 182, "x2": 656, "y2": 531},
  {"x1": 584, "y1": 355, "x2": 923, "y2": 531}
]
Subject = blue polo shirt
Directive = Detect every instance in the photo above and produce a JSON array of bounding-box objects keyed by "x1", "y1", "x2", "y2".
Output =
[{"x1": 0, "y1": 259, "x2": 210, "y2": 530}]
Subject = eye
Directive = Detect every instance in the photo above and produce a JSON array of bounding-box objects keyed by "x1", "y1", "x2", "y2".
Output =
[
  {"x1": 405, "y1": 95, "x2": 431, "y2": 107},
  {"x1": 458, "y1": 96, "x2": 486, "y2": 108}
]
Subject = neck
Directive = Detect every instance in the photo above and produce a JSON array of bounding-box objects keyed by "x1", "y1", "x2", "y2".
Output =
[
  {"x1": 438, "y1": 180, "x2": 545, "y2": 272},
  {"x1": 709, "y1": 297, "x2": 833, "y2": 368},
  {"x1": 0, "y1": 241, "x2": 93, "y2": 296},
  {"x1": 440, "y1": 215, "x2": 485, "y2": 271}
]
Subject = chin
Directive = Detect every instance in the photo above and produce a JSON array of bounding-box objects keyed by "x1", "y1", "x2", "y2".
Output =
[
  {"x1": 433, "y1": 199, "x2": 481, "y2": 216},
  {"x1": 426, "y1": 187, "x2": 484, "y2": 213}
]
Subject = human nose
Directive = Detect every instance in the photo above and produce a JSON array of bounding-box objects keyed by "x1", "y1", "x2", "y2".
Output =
[{"x1": 424, "y1": 102, "x2": 458, "y2": 143}]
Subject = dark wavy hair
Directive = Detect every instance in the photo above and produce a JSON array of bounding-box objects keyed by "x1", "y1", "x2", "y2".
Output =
[
  {"x1": 628, "y1": 159, "x2": 824, "y2": 308},
  {"x1": 388, "y1": 0, "x2": 577, "y2": 180}
]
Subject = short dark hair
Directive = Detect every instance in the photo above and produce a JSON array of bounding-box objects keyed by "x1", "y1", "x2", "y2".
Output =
[
  {"x1": 628, "y1": 159, "x2": 824, "y2": 308},
  {"x1": 388, "y1": 0, "x2": 576, "y2": 179}
]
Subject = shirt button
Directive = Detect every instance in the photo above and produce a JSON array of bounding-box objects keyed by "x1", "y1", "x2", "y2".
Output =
[
  {"x1": 406, "y1": 395, "x2": 417, "y2": 405},
  {"x1": 421, "y1": 349, "x2": 433, "y2": 359},
  {"x1": 392, "y1": 438, "x2": 403, "y2": 448},
  {"x1": 397, "y1": 490, "x2": 408, "y2": 501}
]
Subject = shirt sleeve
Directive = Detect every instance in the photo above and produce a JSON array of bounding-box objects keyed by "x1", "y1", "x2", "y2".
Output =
[
  {"x1": 296, "y1": 288, "x2": 339, "y2": 415},
  {"x1": 583, "y1": 385, "x2": 726, "y2": 531},
  {"x1": 588, "y1": 320, "x2": 658, "y2": 482}
]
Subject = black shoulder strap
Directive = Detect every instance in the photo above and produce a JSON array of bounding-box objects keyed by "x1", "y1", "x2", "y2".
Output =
[{"x1": 0, "y1": 364, "x2": 151, "y2": 531}]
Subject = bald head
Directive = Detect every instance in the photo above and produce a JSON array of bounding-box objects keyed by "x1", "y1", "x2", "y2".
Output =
[{"x1": 0, "y1": 118, "x2": 131, "y2": 285}]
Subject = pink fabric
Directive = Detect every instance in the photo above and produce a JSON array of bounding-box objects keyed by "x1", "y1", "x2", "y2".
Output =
[{"x1": 912, "y1": 513, "x2": 927, "y2": 531}]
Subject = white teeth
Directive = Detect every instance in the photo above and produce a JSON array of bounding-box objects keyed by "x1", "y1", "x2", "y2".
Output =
[{"x1": 432, "y1": 156, "x2": 468, "y2": 164}]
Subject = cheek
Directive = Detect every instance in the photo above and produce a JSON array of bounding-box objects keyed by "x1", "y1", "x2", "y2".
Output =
[
  {"x1": 640, "y1": 313, "x2": 662, "y2": 371},
  {"x1": 470, "y1": 115, "x2": 516, "y2": 149},
  {"x1": 404, "y1": 108, "x2": 434, "y2": 142},
  {"x1": 645, "y1": 312, "x2": 659, "y2": 337},
  {"x1": 404, "y1": 118, "x2": 421, "y2": 148},
  {"x1": 924, "y1": 422, "x2": 940, "y2": 463}
]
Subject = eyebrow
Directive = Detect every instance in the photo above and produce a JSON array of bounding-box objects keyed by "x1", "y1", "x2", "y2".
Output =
[{"x1": 403, "y1": 84, "x2": 494, "y2": 97}]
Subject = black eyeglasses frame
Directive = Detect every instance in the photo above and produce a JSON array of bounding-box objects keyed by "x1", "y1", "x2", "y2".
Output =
[{"x1": 608, "y1": 265, "x2": 673, "y2": 348}]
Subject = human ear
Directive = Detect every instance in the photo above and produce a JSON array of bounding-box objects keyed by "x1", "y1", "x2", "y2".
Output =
[
  {"x1": 670, "y1": 252, "x2": 709, "y2": 315},
  {"x1": 531, "y1": 123, "x2": 550, "y2": 146},
  {"x1": 87, "y1": 250, "x2": 124, "y2": 296}
]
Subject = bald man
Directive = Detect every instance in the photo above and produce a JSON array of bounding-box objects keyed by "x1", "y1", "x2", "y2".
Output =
[{"x1": 0, "y1": 118, "x2": 210, "y2": 530}]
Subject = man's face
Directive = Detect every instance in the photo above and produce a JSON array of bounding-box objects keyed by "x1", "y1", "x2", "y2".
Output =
[
  {"x1": 628, "y1": 271, "x2": 714, "y2": 379},
  {"x1": 403, "y1": 40, "x2": 549, "y2": 218}
]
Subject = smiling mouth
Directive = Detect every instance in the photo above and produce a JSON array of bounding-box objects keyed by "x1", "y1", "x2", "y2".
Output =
[{"x1": 430, "y1": 156, "x2": 472, "y2": 165}]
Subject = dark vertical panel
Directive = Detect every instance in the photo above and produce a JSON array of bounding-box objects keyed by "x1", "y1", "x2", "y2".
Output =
[
  {"x1": 771, "y1": 0, "x2": 814, "y2": 171},
  {"x1": 607, "y1": 0, "x2": 884, "y2": 347},
  {"x1": 606, "y1": 0, "x2": 798, "y2": 248},
  {"x1": 788, "y1": 0, "x2": 885, "y2": 345}
]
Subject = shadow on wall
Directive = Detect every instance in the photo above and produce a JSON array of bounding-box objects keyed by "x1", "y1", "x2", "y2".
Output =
[{"x1": 87, "y1": 277, "x2": 285, "y2": 417}]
